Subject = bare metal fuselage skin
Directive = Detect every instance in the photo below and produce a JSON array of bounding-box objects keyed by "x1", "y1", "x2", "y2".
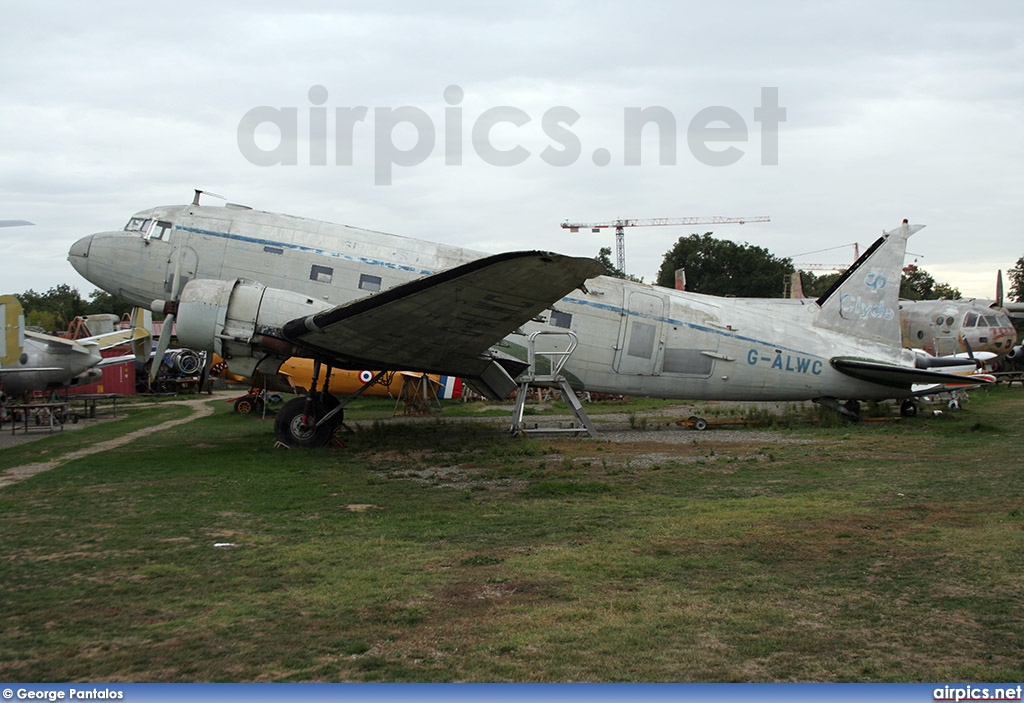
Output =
[{"x1": 69, "y1": 203, "x2": 920, "y2": 404}]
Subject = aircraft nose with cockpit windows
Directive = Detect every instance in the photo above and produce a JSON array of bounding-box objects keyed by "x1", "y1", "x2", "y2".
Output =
[{"x1": 69, "y1": 217, "x2": 183, "y2": 309}]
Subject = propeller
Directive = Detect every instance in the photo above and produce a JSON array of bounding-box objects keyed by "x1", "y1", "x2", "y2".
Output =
[
  {"x1": 150, "y1": 251, "x2": 184, "y2": 382},
  {"x1": 996, "y1": 270, "x2": 1004, "y2": 308}
]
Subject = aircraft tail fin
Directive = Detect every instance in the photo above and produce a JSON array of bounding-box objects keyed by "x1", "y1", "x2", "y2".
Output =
[
  {"x1": 1, "y1": 294, "x2": 26, "y2": 365},
  {"x1": 813, "y1": 220, "x2": 924, "y2": 346}
]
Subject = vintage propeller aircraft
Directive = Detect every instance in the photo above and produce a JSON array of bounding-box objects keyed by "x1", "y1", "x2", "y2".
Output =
[
  {"x1": 898, "y1": 271, "x2": 1022, "y2": 363},
  {"x1": 1, "y1": 295, "x2": 151, "y2": 399},
  {"x1": 68, "y1": 191, "x2": 993, "y2": 447}
]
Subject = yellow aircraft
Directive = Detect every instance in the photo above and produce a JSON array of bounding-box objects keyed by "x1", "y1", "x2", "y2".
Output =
[{"x1": 211, "y1": 355, "x2": 463, "y2": 414}]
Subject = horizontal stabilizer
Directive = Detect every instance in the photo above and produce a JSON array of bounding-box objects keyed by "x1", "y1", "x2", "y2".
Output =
[
  {"x1": 831, "y1": 356, "x2": 996, "y2": 390},
  {"x1": 282, "y1": 251, "x2": 603, "y2": 386}
]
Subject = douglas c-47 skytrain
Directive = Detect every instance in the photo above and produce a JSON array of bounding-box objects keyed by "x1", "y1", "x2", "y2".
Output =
[{"x1": 68, "y1": 191, "x2": 993, "y2": 447}]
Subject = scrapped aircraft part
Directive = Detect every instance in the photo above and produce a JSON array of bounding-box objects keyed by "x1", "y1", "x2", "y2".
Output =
[
  {"x1": 274, "y1": 396, "x2": 337, "y2": 448},
  {"x1": 900, "y1": 399, "x2": 918, "y2": 417},
  {"x1": 692, "y1": 416, "x2": 708, "y2": 431}
]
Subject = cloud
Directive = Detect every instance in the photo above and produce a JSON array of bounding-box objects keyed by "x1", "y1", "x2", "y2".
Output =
[{"x1": 2, "y1": 0, "x2": 1023, "y2": 301}]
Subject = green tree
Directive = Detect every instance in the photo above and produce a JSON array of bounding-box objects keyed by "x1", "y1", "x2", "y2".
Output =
[
  {"x1": 656, "y1": 233, "x2": 794, "y2": 297},
  {"x1": 15, "y1": 285, "x2": 135, "y2": 332},
  {"x1": 594, "y1": 247, "x2": 643, "y2": 282},
  {"x1": 900, "y1": 264, "x2": 960, "y2": 301},
  {"x1": 796, "y1": 270, "x2": 844, "y2": 299},
  {"x1": 1009, "y1": 256, "x2": 1024, "y2": 303}
]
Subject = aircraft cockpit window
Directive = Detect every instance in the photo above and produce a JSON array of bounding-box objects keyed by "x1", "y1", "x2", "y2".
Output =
[
  {"x1": 964, "y1": 312, "x2": 978, "y2": 327},
  {"x1": 148, "y1": 220, "x2": 172, "y2": 241},
  {"x1": 982, "y1": 314, "x2": 1001, "y2": 327},
  {"x1": 125, "y1": 217, "x2": 153, "y2": 235}
]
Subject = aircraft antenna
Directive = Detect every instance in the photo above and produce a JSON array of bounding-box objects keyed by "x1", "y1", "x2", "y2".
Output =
[
  {"x1": 192, "y1": 189, "x2": 227, "y2": 206},
  {"x1": 560, "y1": 215, "x2": 770, "y2": 275}
]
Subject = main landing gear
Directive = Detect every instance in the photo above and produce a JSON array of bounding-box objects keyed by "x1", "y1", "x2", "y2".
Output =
[{"x1": 272, "y1": 361, "x2": 388, "y2": 448}]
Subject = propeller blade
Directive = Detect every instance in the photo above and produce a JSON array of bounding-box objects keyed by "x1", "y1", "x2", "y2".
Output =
[
  {"x1": 150, "y1": 312, "x2": 175, "y2": 382},
  {"x1": 198, "y1": 351, "x2": 214, "y2": 394},
  {"x1": 169, "y1": 251, "x2": 184, "y2": 300},
  {"x1": 996, "y1": 270, "x2": 1004, "y2": 308}
]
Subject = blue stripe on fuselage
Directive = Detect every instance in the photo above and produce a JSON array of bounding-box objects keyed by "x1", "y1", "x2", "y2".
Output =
[
  {"x1": 175, "y1": 224, "x2": 437, "y2": 276},
  {"x1": 561, "y1": 295, "x2": 821, "y2": 361}
]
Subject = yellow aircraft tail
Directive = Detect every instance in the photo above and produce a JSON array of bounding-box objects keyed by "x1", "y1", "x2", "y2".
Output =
[{"x1": 1, "y1": 294, "x2": 25, "y2": 365}]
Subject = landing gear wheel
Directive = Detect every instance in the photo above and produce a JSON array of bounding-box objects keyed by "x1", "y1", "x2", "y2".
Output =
[
  {"x1": 843, "y1": 400, "x2": 861, "y2": 422},
  {"x1": 900, "y1": 399, "x2": 918, "y2": 418},
  {"x1": 692, "y1": 417, "x2": 708, "y2": 431},
  {"x1": 274, "y1": 397, "x2": 336, "y2": 448},
  {"x1": 234, "y1": 396, "x2": 264, "y2": 415}
]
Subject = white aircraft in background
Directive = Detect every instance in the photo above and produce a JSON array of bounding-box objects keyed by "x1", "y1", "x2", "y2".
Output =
[
  {"x1": 1, "y1": 295, "x2": 151, "y2": 398},
  {"x1": 68, "y1": 192, "x2": 993, "y2": 447},
  {"x1": 898, "y1": 272, "x2": 1022, "y2": 364}
]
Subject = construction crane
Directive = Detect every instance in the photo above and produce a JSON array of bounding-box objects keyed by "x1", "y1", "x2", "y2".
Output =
[
  {"x1": 561, "y1": 216, "x2": 771, "y2": 275},
  {"x1": 788, "y1": 243, "x2": 861, "y2": 272}
]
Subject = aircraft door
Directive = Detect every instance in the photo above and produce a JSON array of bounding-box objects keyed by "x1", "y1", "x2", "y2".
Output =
[{"x1": 613, "y1": 290, "x2": 666, "y2": 375}]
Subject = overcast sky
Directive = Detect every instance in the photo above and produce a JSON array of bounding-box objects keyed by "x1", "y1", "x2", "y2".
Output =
[{"x1": 3, "y1": 1, "x2": 1022, "y2": 301}]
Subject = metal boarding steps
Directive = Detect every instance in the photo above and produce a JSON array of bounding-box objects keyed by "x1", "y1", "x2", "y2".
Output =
[{"x1": 509, "y1": 330, "x2": 597, "y2": 437}]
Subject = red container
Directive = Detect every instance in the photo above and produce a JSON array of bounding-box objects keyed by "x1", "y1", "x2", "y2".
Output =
[{"x1": 66, "y1": 348, "x2": 137, "y2": 396}]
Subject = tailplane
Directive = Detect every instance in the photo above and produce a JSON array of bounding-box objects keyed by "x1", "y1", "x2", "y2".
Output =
[{"x1": 813, "y1": 220, "x2": 924, "y2": 346}]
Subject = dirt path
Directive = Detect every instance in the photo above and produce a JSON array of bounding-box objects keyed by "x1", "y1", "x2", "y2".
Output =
[{"x1": 0, "y1": 396, "x2": 217, "y2": 489}]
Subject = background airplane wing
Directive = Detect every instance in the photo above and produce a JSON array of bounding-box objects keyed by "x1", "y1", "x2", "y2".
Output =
[
  {"x1": 830, "y1": 357, "x2": 996, "y2": 389},
  {"x1": 281, "y1": 251, "x2": 603, "y2": 386}
]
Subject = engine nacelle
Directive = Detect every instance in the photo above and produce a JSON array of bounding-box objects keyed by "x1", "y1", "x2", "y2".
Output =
[
  {"x1": 173, "y1": 278, "x2": 331, "y2": 378},
  {"x1": 1006, "y1": 344, "x2": 1024, "y2": 367}
]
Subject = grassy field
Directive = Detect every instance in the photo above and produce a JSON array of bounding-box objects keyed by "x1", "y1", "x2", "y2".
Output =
[{"x1": 1, "y1": 387, "x2": 1022, "y2": 682}]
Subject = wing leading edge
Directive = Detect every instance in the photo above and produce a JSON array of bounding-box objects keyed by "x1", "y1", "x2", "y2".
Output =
[{"x1": 281, "y1": 251, "x2": 604, "y2": 398}]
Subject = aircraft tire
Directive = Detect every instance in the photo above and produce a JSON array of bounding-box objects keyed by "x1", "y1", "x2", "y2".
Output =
[
  {"x1": 274, "y1": 397, "x2": 336, "y2": 448},
  {"x1": 900, "y1": 400, "x2": 918, "y2": 418},
  {"x1": 234, "y1": 396, "x2": 264, "y2": 415},
  {"x1": 693, "y1": 417, "x2": 708, "y2": 431}
]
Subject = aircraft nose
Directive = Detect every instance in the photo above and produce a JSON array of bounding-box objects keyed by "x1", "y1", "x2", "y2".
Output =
[{"x1": 68, "y1": 233, "x2": 93, "y2": 276}]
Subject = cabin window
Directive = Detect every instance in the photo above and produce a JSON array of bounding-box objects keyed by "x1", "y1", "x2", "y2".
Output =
[
  {"x1": 663, "y1": 348, "x2": 714, "y2": 376},
  {"x1": 626, "y1": 322, "x2": 656, "y2": 359},
  {"x1": 550, "y1": 310, "x2": 572, "y2": 329},
  {"x1": 359, "y1": 273, "x2": 382, "y2": 292},
  {"x1": 310, "y1": 264, "x2": 334, "y2": 284},
  {"x1": 264, "y1": 246, "x2": 284, "y2": 255}
]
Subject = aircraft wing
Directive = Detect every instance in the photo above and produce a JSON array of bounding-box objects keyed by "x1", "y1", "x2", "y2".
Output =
[
  {"x1": 830, "y1": 357, "x2": 996, "y2": 390},
  {"x1": 281, "y1": 251, "x2": 603, "y2": 395},
  {"x1": 0, "y1": 366, "x2": 65, "y2": 374}
]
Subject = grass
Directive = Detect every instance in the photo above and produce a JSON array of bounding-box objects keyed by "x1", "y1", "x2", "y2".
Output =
[{"x1": 0, "y1": 386, "x2": 1022, "y2": 681}]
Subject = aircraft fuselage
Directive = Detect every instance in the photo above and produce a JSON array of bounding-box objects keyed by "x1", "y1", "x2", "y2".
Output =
[{"x1": 69, "y1": 202, "x2": 920, "y2": 404}]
